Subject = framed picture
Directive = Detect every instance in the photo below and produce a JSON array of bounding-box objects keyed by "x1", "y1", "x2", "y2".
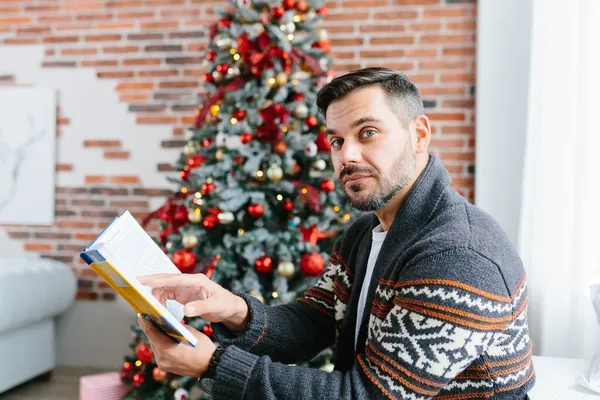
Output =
[{"x1": 0, "y1": 87, "x2": 57, "y2": 225}]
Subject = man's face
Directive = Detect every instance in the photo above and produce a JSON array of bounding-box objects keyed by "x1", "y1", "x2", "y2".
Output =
[{"x1": 325, "y1": 86, "x2": 416, "y2": 212}]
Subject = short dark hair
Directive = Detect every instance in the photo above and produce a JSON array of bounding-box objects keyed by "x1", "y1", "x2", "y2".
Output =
[{"x1": 316, "y1": 67, "x2": 425, "y2": 125}]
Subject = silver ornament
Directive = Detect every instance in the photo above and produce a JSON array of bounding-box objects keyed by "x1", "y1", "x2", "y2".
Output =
[
  {"x1": 313, "y1": 159, "x2": 327, "y2": 171},
  {"x1": 212, "y1": 70, "x2": 223, "y2": 81},
  {"x1": 183, "y1": 143, "x2": 195, "y2": 156},
  {"x1": 305, "y1": 142, "x2": 318, "y2": 157},
  {"x1": 294, "y1": 104, "x2": 309, "y2": 118},
  {"x1": 217, "y1": 211, "x2": 235, "y2": 224},
  {"x1": 182, "y1": 233, "x2": 198, "y2": 248},
  {"x1": 266, "y1": 164, "x2": 284, "y2": 182},
  {"x1": 318, "y1": 29, "x2": 328, "y2": 41}
]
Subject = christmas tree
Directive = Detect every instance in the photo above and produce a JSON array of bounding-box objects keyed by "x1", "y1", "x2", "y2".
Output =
[{"x1": 119, "y1": 0, "x2": 357, "y2": 398}]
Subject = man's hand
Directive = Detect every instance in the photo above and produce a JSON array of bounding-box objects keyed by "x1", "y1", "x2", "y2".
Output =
[
  {"x1": 138, "y1": 315, "x2": 216, "y2": 377},
  {"x1": 138, "y1": 273, "x2": 250, "y2": 334}
]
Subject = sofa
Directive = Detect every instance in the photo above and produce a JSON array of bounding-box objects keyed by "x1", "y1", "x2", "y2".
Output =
[{"x1": 0, "y1": 253, "x2": 76, "y2": 393}]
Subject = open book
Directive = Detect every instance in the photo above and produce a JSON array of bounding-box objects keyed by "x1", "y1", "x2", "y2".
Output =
[{"x1": 80, "y1": 210, "x2": 198, "y2": 347}]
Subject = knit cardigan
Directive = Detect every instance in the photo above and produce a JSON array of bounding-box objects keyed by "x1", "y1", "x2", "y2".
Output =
[{"x1": 211, "y1": 155, "x2": 535, "y2": 399}]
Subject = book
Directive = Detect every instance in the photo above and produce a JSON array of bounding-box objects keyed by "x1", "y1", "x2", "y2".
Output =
[{"x1": 80, "y1": 210, "x2": 198, "y2": 347}]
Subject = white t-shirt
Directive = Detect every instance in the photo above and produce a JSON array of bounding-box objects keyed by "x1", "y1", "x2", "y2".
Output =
[{"x1": 354, "y1": 224, "x2": 387, "y2": 350}]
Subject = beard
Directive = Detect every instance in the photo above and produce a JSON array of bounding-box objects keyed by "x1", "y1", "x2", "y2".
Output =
[{"x1": 338, "y1": 141, "x2": 416, "y2": 212}]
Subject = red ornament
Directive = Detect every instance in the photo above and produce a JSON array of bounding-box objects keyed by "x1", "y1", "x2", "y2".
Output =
[
  {"x1": 202, "y1": 324, "x2": 213, "y2": 337},
  {"x1": 187, "y1": 154, "x2": 206, "y2": 169},
  {"x1": 159, "y1": 226, "x2": 173, "y2": 243},
  {"x1": 255, "y1": 255, "x2": 274, "y2": 273},
  {"x1": 172, "y1": 249, "x2": 196, "y2": 272},
  {"x1": 295, "y1": 0, "x2": 307, "y2": 11},
  {"x1": 218, "y1": 18, "x2": 231, "y2": 28},
  {"x1": 273, "y1": 141, "x2": 287, "y2": 155},
  {"x1": 315, "y1": 131, "x2": 331, "y2": 152},
  {"x1": 292, "y1": 93, "x2": 304, "y2": 101},
  {"x1": 203, "y1": 214, "x2": 219, "y2": 230},
  {"x1": 202, "y1": 138, "x2": 212, "y2": 147},
  {"x1": 202, "y1": 73, "x2": 213, "y2": 82},
  {"x1": 216, "y1": 63, "x2": 229, "y2": 73},
  {"x1": 312, "y1": 39, "x2": 331, "y2": 52},
  {"x1": 136, "y1": 342, "x2": 154, "y2": 364},
  {"x1": 271, "y1": 5, "x2": 284, "y2": 19},
  {"x1": 206, "y1": 52, "x2": 216, "y2": 61},
  {"x1": 201, "y1": 181, "x2": 216, "y2": 195},
  {"x1": 120, "y1": 365, "x2": 135, "y2": 382},
  {"x1": 234, "y1": 109, "x2": 247, "y2": 120},
  {"x1": 305, "y1": 115, "x2": 318, "y2": 128},
  {"x1": 248, "y1": 203, "x2": 264, "y2": 217},
  {"x1": 320, "y1": 179, "x2": 335, "y2": 192},
  {"x1": 240, "y1": 132, "x2": 253, "y2": 144},
  {"x1": 283, "y1": 0, "x2": 295, "y2": 9},
  {"x1": 237, "y1": 33, "x2": 252, "y2": 54},
  {"x1": 132, "y1": 371, "x2": 145, "y2": 387},
  {"x1": 173, "y1": 206, "x2": 189, "y2": 224},
  {"x1": 283, "y1": 200, "x2": 294, "y2": 212},
  {"x1": 179, "y1": 168, "x2": 190, "y2": 180},
  {"x1": 316, "y1": 6, "x2": 327, "y2": 15},
  {"x1": 234, "y1": 154, "x2": 245, "y2": 165},
  {"x1": 300, "y1": 253, "x2": 325, "y2": 277}
]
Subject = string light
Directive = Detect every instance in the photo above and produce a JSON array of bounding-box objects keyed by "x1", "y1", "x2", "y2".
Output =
[
  {"x1": 233, "y1": 54, "x2": 240, "y2": 61},
  {"x1": 238, "y1": 228, "x2": 245, "y2": 234},
  {"x1": 282, "y1": 127, "x2": 288, "y2": 133},
  {"x1": 333, "y1": 205, "x2": 340, "y2": 212},
  {"x1": 272, "y1": 292, "x2": 279, "y2": 299},
  {"x1": 276, "y1": 194, "x2": 283, "y2": 201},
  {"x1": 256, "y1": 170, "x2": 264, "y2": 178},
  {"x1": 267, "y1": 77, "x2": 276, "y2": 86},
  {"x1": 230, "y1": 117, "x2": 238, "y2": 124},
  {"x1": 195, "y1": 192, "x2": 202, "y2": 198},
  {"x1": 293, "y1": 15, "x2": 301, "y2": 23},
  {"x1": 291, "y1": 79, "x2": 299, "y2": 85},
  {"x1": 301, "y1": 187, "x2": 308, "y2": 194},
  {"x1": 229, "y1": 49, "x2": 236, "y2": 55},
  {"x1": 287, "y1": 34, "x2": 294, "y2": 41},
  {"x1": 181, "y1": 187, "x2": 188, "y2": 194},
  {"x1": 135, "y1": 360, "x2": 142, "y2": 367}
]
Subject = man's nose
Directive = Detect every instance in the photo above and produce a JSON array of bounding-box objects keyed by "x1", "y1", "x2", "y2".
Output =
[{"x1": 338, "y1": 141, "x2": 362, "y2": 165}]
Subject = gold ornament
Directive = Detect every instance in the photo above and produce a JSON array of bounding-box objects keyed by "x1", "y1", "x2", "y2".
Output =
[
  {"x1": 277, "y1": 261, "x2": 295, "y2": 278},
  {"x1": 217, "y1": 211, "x2": 234, "y2": 224},
  {"x1": 266, "y1": 164, "x2": 284, "y2": 182},
  {"x1": 216, "y1": 148, "x2": 224, "y2": 161},
  {"x1": 249, "y1": 289, "x2": 264, "y2": 303},
  {"x1": 182, "y1": 233, "x2": 198, "y2": 248},
  {"x1": 209, "y1": 104, "x2": 220, "y2": 117},
  {"x1": 183, "y1": 143, "x2": 195, "y2": 156},
  {"x1": 188, "y1": 209, "x2": 202, "y2": 223},
  {"x1": 338, "y1": 213, "x2": 351, "y2": 224},
  {"x1": 275, "y1": 72, "x2": 288, "y2": 86}
]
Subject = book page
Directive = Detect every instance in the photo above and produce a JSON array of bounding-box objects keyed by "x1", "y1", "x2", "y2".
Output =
[{"x1": 101, "y1": 211, "x2": 185, "y2": 321}]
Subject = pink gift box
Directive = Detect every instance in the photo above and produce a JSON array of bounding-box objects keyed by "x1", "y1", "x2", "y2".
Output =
[{"x1": 80, "y1": 372, "x2": 130, "y2": 400}]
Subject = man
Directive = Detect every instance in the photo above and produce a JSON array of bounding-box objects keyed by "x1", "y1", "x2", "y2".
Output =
[{"x1": 138, "y1": 67, "x2": 535, "y2": 399}]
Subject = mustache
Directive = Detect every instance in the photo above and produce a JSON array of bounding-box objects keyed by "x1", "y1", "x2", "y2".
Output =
[{"x1": 339, "y1": 165, "x2": 377, "y2": 179}]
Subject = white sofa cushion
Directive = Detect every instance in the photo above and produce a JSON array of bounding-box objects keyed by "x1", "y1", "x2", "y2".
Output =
[{"x1": 0, "y1": 255, "x2": 76, "y2": 333}]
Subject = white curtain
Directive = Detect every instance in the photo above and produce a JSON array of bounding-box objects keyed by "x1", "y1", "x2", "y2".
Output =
[{"x1": 519, "y1": 0, "x2": 600, "y2": 358}]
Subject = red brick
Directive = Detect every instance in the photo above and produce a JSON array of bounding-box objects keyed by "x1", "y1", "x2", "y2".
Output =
[
  {"x1": 160, "y1": 9, "x2": 201, "y2": 18},
  {"x1": 106, "y1": 1, "x2": 144, "y2": 8},
  {"x1": 109, "y1": 176, "x2": 141, "y2": 184},
  {"x1": 326, "y1": 12, "x2": 370, "y2": 22},
  {"x1": 75, "y1": 13, "x2": 112, "y2": 21},
  {"x1": 56, "y1": 221, "x2": 95, "y2": 229},
  {"x1": 24, "y1": 243, "x2": 53, "y2": 252},
  {"x1": 104, "y1": 151, "x2": 130, "y2": 159},
  {"x1": 420, "y1": 60, "x2": 469, "y2": 70},
  {"x1": 65, "y1": 1, "x2": 103, "y2": 10},
  {"x1": 98, "y1": 70, "x2": 134, "y2": 79},
  {"x1": 17, "y1": 26, "x2": 52, "y2": 35},
  {"x1": 140, "y1": 21, "x2": 179, "y2": 30},
  {"x1": 159, "y1": 80, "x2": 198, "y2": 89},
  {"x1": 373, "y1": 10, "x2": 418, "y2": 19},
  {"x1": 4, "y1": 37, "x2": 39, "y2": 45},
  {"x1": 443, "y1": 47, "x2": 476, "y2": 56},
  {"x1": 115, "y1": 81, "x2": 154, "y2": 91},
  {"x1": 56, "y1": 23, "x2": 94, "y2": 31},
  {"x1": 427, "y1": 112, "x2": 466, "y2": 121},
  {"x1": 62, "y1": 47, "x2": 98, "y2": 56},
  {"x1": 118, "y1": 10, "x2": 155, "y2": 19},
  {"x1": 43, "y1": 35, "x2": 79, "y2": 43},
  {"x1": 331, "y1": 51, "x2": 355, "y2": 60},
  {"x1": 441, "y1": 151, "x2": 475, "y2": 161},
  {"x1": 186, "y1": 43, "x2": 205, "y2": 52},
  {"x1": 446, "y1": 20, "x2": 477, "y2": 30},
  {"x1": 441, "y1": 125, "x2": 475, "y2": 135},
  {"x1": 420, "y1": 34, "x2": 470, "y2": 45},
  {"x1": 424, "y1": 7, "x2": 471, "y2": 18},
  {"x1": 0, "y1": 17, "x2": 32, "y2": 25},
  {"x1": 103, "y1": 45, "x2": 139, "y2": 54},
  {"x1": 430, "y1": 138, "x2": 466, "y2": 148},
  {"x1": 42, "y1": 61, "x2": 77, "y2": 68},
  {"x1": 359, "y1": 24, "x2": 406, "y2": 33},
  {"x1": 110, "y1": 200, "x2": 149, "y2": 208},
  {"x1": 76, "y1": 233, "x2": 100, "y2": 241},
  {"x1": 406, "y1": 48, "x2": 438, "y2": 57},
  {"x1": 85, "y1": 34, "x2": 121, "y2": 42},
  {"x1": 82, "y1": 59, "x2": 119, "y2": 67},
  {"x1": 139, "y1": 69, "x2": 179, "y2": 78},
  {"x1": 83, "y1": 140, "x2": 121, "y2": 147},
  {"x1": 180, "y1": 115, "x2": 197, "y2": 125},
  {"x1": 137, "y1": 115, "x2": 178, "y2": 124},
  {"x1": 123, "y1": 58, "x2": 162, "y2": 66},
  {"x1": 342, "y1": 0, "x2": 388, "y2": 7},
  {"x1": 408, "y1": 22, "x2": 442, "y2": 31},
  {"x1": 330, "y1": 38, "x2": 364, "y2": 47},
  {"x1": 85, "y1": 175, "x2": 106, "y2": 183},
  {"x1": 120, "y1": 93, "x2": 150, "y2": 102},
  {"x1": 370, "y1": 36, "x2": 415, "y2": 45},
  {"x1": 56, "y1": 163, "x2": 73, "y2": 171},
  {"x1": 96, "y1": 22, "x2": 136, "y2": 30},
  {"x1": 38, "y1": 15, "x2": 72, "y2": 24},
  {"x1": 320, "y1": 25, "x2": 354, "y2": 34},
  {"x1": 440, "y1": 73, "x2": 475, "y2": 83},
  {"x1": 443, "y1": 99, "x2": 475, "y2": 108},
  {"x1": 420, "y1": 86, "x2": 466, "y2": 96}
]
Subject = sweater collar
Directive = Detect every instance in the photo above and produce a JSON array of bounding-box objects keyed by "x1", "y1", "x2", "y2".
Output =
[{"x1": 370, "y1": 153, "x2": 452, "y2": 251}]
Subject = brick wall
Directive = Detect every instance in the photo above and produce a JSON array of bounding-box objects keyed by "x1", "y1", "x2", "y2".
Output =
[{"x1": 0, "y1": 0, "x2": 476, "y2": 301}]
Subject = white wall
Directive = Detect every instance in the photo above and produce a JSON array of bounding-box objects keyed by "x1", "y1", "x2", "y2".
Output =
[
  {"x1": 475, "y1": 0, "x2": 533, "y2": 247},
  {"x1": 0, "y1": 45, "x2": 178, "y2": 368}
]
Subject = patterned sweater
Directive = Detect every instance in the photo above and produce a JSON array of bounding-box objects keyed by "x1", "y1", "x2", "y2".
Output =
[{"x1": 211, "y1": 155, "x2": 535, "y2": 399}]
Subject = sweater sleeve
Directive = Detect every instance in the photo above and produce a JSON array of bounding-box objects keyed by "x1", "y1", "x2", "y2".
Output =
[
  {"x1": 211, "y1": 236, "x2": 344, "y2": 364},
  {"x1": 211, "y1": 248, "x2": 520, "y2": 399}
]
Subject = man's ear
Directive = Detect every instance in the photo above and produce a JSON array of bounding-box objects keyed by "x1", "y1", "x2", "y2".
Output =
[{"x1": 412, "y1": 115, "x2": 431, "y2": 154}]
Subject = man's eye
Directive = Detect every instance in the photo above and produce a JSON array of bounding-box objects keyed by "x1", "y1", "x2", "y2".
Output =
[
  {"x1": 330, "y1": 139, "x2": 343, "y2": 148},
  {"x1": 361, "y1": 130, "x2": 377, "y2": 138}
]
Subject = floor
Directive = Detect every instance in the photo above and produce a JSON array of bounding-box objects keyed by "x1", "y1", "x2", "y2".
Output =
[{"x1": 0, "y1": 366, "x2": 111, "y2": 400}]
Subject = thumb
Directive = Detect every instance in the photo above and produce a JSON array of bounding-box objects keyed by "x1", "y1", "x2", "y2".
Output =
[{"x1": 184, "y1": 298, "x2": 221, "y2": 318}]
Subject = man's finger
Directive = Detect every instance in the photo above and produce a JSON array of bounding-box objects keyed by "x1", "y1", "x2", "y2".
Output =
[
  {"x1": 138, "y1": 273, "x2": 204, "y2": 289},
  {"x1": 138, "y1": 314, "x2": 175, "y2": 348},
  {"x1": 184, "y1": 298, "x2": 219, "y2": 317}
]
